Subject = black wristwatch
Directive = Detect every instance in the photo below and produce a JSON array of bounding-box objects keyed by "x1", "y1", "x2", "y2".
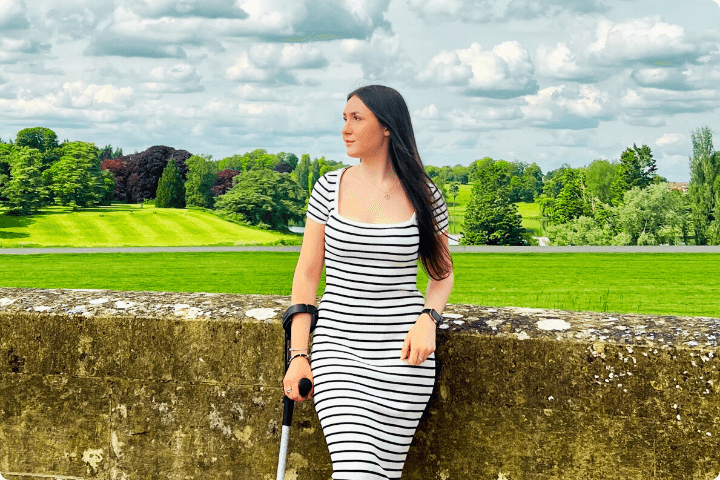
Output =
[{"x1": 420, "y1": 308, "x2": 443, "y2": 326}]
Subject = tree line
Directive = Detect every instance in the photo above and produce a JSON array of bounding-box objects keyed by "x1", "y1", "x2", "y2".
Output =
[
  {"x1": 461, "y1": 125, "x2": 718, "y2": 246},
  {"x1": 1, "y1": 125, "x2": 717, "y2": 245}
]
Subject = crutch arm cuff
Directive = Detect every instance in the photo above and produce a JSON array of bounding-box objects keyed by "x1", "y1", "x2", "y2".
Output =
[{"x1": 282, "y1": 304, "x2": 318, "y2": 333}]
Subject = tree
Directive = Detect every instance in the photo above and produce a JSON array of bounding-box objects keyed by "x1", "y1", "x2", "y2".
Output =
[
  {"x1": 99, "y1": 144, "x2": 123, "y2": 161},
  {"x1": 217, "y1": 154, "x2": 244, "y2": 171},
  {"x1": 278, "y1": 152, "x2": 299, "y2": 170},
  {"x1": 295, "y1": 154, "x2": 311, "y2": 194},
  {"x1": 520, "y1": 162, "x2": 544, "y2": 201},
  {"x1": 545, "y1": 216, "x2": 623, "y2": 246},
  {"x1": 212, "y1": 169, "x2": 241, "y2": 197},
  {"x1": 101, "y1": 158, "x2": 128, "y2": 201},
  {"x1": 185, "y1": 154, "x2": 217, "y2": 208},
  {"x1": 45, "y1": 142, "x2": 104, "y2": 209},
  {"x1": 615, "y1": 184, "x2": 691, "y2": 245},
  {"x1": 448, "y1": 182, "x2": 460, "y2": 206},
  {"x1": 541, "y1": 163, "x2": 572, "y2": 198},
  {"x1": 214, "y1": 168, "x2": 307, "y2": 231},
  {"x1": 3, "y1": 147, "x2": 48, "y2": 215},
  {"x1": 610, "y1": 144, "x2": 657, "y2": 205},
  {"x1": 460, "y1": 162, "x2": 525, "y2": 245},
  {"x1": 15, "y1": 127, "x2": 59, "y2": 153},
  {"x1": 122, "y1": 146, "x2": 191, "y2": 203},
  {"x1": 542, "y1": 168, "x2": 591, "y2": 225},
  {"x1": 155, "y1": 158, "x2": 186, "y2": 208},
  {"x1": 0, "y1": 143, "x2": 13, "y2": 202},
  {"x1": 274, "y1": 161, "x2": 293, "y2": 173},
  {"x1": 584, "y1": 159, "x2": 618, "y2": 205},
  {"x1": 688, "y1": 125, "x2": 719, "y2": 245},
  {"x1": 99, "y1": 170, "x2": 116, "y2": 206}
]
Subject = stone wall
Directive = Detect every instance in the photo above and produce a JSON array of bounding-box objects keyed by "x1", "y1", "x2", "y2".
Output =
[{"x1": 0, "y1": 287, "x2": 719, "y2": 480}]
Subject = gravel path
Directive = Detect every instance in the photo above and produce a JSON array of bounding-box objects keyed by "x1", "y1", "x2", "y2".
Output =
[{"x1": 2, "y1": 246, "x2": 720, "y2": 254}]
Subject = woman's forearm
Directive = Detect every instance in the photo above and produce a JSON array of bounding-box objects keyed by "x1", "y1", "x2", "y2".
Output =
[
  {"x1": 289, "y1": 271, "x2": 320, "y2": 350},
  {"x1": 423, "y1": 270, "x2": 454, "y2": 314}
]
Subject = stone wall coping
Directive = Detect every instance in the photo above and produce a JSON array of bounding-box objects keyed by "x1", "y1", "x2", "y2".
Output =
[{"x1": 0, "y1": 287, "x2": 718, "y2": 350}]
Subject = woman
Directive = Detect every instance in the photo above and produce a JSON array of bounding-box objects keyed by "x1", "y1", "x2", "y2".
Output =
[{"x1": 283, "y1": 84, "x2": 454, "y2": 479}]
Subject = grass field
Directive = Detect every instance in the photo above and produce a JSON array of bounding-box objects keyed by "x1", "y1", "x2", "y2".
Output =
[
  {"x1": 0, "y1": 186, "x2": 544, "y2": 246},
  {"x1": 2, "y1": 252, "x2": 718, "y2": 318},
  {"x1": 0, "y1": 204, "x2": 301, "y2": 247}
]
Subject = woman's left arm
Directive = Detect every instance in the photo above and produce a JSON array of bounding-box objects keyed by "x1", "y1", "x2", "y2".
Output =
[{"x1": 400, "y1": 232, "x2": 454, "y2": 365}]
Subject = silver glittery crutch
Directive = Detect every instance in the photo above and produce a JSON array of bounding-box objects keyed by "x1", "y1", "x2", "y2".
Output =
[{"x1": 277, "y1": 304, "x2": 318, "y2": 480}]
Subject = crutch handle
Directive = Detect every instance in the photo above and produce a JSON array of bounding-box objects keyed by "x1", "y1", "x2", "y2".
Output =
[{"x1": 298, "y1": 378, "x2": 313, "y2": 397}]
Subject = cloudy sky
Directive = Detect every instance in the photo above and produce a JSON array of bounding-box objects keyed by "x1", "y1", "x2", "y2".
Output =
[{"x1": 1, "y1": 0, "x2": 720, "y2": 181}]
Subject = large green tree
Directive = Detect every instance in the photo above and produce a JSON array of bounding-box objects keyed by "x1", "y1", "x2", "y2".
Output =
[
  {"x1": 214, "y1": 168, "x2": 306, "y2": 231},
  {"x1": 155, "y1": 158, "x2": 186, "y2": 208},
  {"x1": 460, "y1": 162, "x2": 525, "y2": 245},
  {"x1": 615, "y1": 183, "x2": 691, "y2": 245},
  {"x1": 584, "y1": 159, "x2": 618, "y2": 205},
  {"x1": 185, "y1": 154, "x2": 217, "y2": 208},
  {"x1": 15, "y1": 127, "x2": 59, "y2": 153},
  {"x1": 45, "y1": 142, "x2": 105, "y2": 209},
  {"x1": 688, "y1": 125, "x2": 719, "y2": 245},
  {"x1": 3, "y1": 147, "x2": 48, "y2": 215},
  {"x1": 610, "y1": 144, "x2": 658, "y2": 205}
]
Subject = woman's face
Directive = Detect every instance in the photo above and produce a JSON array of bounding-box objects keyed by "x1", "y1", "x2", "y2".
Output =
[{"x1": 342, "y1": 95, "x2": 388, "y2": 160}]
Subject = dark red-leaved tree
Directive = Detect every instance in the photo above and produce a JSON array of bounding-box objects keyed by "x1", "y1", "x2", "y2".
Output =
[
  {"x1": 212, "y1": 169, "x2": 241, "y2": 197},
  {"x1": 101, "y1": 158, "x2": 128, "y2": 201},
  {"x1": 117, "y1": 146, "x2": 191, "y2": 203}
]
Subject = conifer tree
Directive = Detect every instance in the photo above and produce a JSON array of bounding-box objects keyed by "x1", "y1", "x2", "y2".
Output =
[
  {"x1": 155, "y1": 157, "x2": 186, "y2": 208},
  {"x1": 461, "y1": 161, "x2": 525, "y2": 245}
]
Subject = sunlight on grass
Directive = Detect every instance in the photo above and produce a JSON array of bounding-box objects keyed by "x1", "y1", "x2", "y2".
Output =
[{"x1": 0, "y1": 204, "x2": 301, "y2": 247}]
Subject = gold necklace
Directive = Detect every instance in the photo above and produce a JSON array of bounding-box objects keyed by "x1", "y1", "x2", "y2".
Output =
[{"x1": 355, "y1": 165, "x2": 399, "y2": 200}]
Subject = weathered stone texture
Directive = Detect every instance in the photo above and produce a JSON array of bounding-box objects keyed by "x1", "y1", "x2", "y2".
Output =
[{"x1": 0, "y1": 287, "x2": 719, "y2": 479}]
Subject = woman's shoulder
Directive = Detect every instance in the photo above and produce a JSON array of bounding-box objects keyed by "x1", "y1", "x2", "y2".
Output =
[{"x1": 318, "y1": 167, "x2": 345, "y2": 189}]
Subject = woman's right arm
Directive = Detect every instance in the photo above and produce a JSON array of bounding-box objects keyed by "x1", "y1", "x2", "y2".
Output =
[{"x1": 283, "y1": 216, "x2": 326, "y2": 402}]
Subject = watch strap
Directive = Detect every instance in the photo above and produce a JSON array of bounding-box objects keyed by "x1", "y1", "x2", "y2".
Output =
[{"x1": 421, "y1": 308, "x2": 443, "y2": 325}]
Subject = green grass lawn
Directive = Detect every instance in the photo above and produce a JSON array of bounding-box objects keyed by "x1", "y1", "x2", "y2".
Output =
[
  {"x1": 0, "y1": 204, "x2": 301, "y2": 247},
  {"x1": 2, "y1": 252, "x2": 718, "y2": 318},
  {"x1": 515, "y1": 201, "x2": 541, "y2": 218},
  {"x1": 0, "y1": 186, "x2": 543, "y2": 245}
]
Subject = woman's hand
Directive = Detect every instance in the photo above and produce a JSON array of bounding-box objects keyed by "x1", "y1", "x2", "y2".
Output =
[
  {"x1": 282, "y1": 356, "x2": 314, "y2": 402},
  {"x1": 400, "y1": 314, "x2": 436, "y2": 366}
]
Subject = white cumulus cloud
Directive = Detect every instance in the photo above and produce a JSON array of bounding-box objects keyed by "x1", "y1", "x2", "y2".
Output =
[{"x1": 419, "y1": 41, "x2": 536, "y2": 97}]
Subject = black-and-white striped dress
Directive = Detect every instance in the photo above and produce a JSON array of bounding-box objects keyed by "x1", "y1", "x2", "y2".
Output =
[{"x1": 306, "y1": 166, "x2": 449, "y2": 479}]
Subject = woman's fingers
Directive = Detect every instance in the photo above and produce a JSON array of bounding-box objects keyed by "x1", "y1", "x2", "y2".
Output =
[{"x1": 400, "y1": 335, "x2": 410, "y2": 360}]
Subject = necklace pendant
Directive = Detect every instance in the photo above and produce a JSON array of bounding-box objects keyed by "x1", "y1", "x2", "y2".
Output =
[{"x1": 384, "y1": 194, "x2": 390, "y2": 200}]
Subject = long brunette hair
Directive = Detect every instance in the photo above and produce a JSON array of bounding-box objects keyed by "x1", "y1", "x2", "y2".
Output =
[{"x1": 347, "y1": 85, "x2": 453, "y2": 281}]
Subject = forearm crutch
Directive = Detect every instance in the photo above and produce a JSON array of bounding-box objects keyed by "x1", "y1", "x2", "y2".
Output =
[{"x1": 276, "y1": 304, "x2": 318, "y2": 480}]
